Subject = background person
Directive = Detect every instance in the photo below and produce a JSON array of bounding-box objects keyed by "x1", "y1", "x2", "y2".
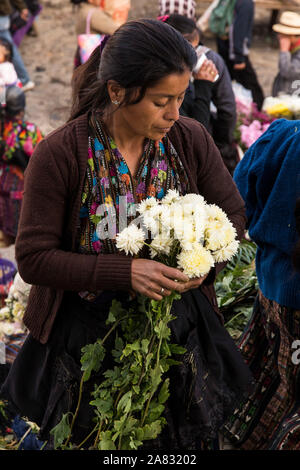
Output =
[
  {"x1": 223, "y1": 118, "x2": 300, "y2": 450},
  {"x1": 0, "y1": 0, "x2": 34, "y2": 91},
  {"x1": 164, "y1": 13, "x2": 239, "y2": 175},
  {"x1": 158, "y1": 0, "x2": 196, "y2": 19},
  {"x1": 0, "y1": 38, "x2": 19, "y2": 87},
  {"x1": 73, "y1": 0, "x2": 128, "y2": 67},
  {"x1": 272, "y1": 11, "x2": 300, "y2": 96},
  {"x1": 216, "y1": 0, "x2": 264, "y2": 110},
  {"x1": 0, "y1": 85, "x2": 43, "y2": 246}
]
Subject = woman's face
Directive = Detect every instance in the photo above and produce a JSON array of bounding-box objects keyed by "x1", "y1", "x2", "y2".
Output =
[{"x1": 114, "y1": 70, "x2": 191, "y2": 141}]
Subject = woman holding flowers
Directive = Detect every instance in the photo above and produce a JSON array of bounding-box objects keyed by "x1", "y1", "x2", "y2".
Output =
[{"x1": 1, "y1": 20, "x2": 251, "y2": 450}]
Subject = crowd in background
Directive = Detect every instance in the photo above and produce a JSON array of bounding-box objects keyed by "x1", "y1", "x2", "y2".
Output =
[{"x1": 0, "y1": 0, "x2": 298, "y2": 452}]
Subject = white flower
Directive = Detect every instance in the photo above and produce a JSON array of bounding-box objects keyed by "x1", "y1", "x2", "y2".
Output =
[
  {"x1": 205, "y1": 204, "x2": 229, "y2": 224},
  {"x1": 142, "y1": 214, "x2": 160, "y2": 237},
  {"x1": 179, "y1": 193, "x2": 206, "y2": 208},
  {"x1": 137, "y1": 197, "x2": 158, "y2": 215},
  {"x1": 116, "y1": 224, "x2": 146, "y2": 255},
  {"x1": 177, "y1": 243, "x2": 215, "y2": 278},
  {"x1": 12, "y1": 302, "x2": 25, "y2": 320},
  {"x1": 212, "y1": 239, "x2": 240, "y2": 263},
  {"x1": 0, "y1": 306, "x2": 10, "y2": 320},
  {"x1": 205, "y1": 220, "x2": 237, "y2": 251},
  {"x1": 149, "y1": 234, "x2": 173, "y2": 259},
  {"x1": 146, "y1": 204, "x2": 172, "y2": 239},
  {"x1": 161, "y1": 189, "x2": 181, "y2": 205}
]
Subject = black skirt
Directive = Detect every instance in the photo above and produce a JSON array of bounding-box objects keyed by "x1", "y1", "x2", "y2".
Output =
[{"x1": 0, "y1": 288, "x2": 253, "y2": 450}]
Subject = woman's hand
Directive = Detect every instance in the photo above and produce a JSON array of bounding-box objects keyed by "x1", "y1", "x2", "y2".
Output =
[
  {"x1": 131, "y1": 259, "x2": 208, "y2": 301},
  {"x1": 193, "y1": 59, "x2": 218, "y2": 82},
  {"x1": 278, "y1": 34, "x2": 291, "y2": 52}
]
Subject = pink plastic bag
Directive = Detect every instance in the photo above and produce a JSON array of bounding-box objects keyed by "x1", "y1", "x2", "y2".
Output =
[{"x1": 77, "y1": 9, "x2": 105, "y2": 64}]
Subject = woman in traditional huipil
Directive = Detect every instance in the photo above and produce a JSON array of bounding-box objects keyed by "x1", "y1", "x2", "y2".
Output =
[{"x1": 1, "y1": 20, "x2": 251, "y2": 449}]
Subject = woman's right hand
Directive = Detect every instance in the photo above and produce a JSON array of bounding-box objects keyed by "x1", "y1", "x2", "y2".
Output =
[
  {"x1": 131, "y1": 258, "x2": 190, "y2": 301},
  {"x1": 193, "y1": 59, "x2": 218, "y2": 82}
]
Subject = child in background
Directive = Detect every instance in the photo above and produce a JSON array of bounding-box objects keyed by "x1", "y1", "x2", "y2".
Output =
[{"x1": 0, "y1": 39, "x2": 19, "y2": 88}]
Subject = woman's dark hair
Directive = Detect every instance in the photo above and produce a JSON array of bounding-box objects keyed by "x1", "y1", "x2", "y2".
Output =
[
  {"x1": 292, "y1": 198, "x2": 300, "y2": 271},
  {"x1": 164, "y1": 13, "x2": 201, "y2": 44},
  {"x1": 69, "y1": 19, "x2": 197, "y2": 121},
  {"x1": 0, "y1": 38, "x2": 13, "y2": 62}
]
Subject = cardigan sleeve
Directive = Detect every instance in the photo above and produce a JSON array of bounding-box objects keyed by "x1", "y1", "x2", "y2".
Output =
[
  {"x1": 193, "y1": 120, "x2": 247, "y2": 278},
  {"x1": 15, "y1": 137, "x2": 133, "y2": 292}
]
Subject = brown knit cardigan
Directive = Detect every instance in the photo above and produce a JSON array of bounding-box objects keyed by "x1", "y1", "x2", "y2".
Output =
[{"x1": 15, "y1": 113, "x2": 246, "y2": 344}]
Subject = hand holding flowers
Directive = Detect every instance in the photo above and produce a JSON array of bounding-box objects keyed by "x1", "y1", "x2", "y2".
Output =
[{"x1": 116, "y1": 190, "x2": 239, "y2": 298}]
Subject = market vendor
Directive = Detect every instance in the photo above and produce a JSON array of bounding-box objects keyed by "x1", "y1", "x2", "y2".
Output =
[{"x1": 1, "y1": 19, "x2": 252, "y2": 450}]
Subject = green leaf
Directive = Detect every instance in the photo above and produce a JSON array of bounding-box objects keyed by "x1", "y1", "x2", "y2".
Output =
[
  {"x1": 122, "y1": 340, "x2": 141, "y2": 357},
  {"x1": 81, "y1": 340, "x2": 106, "y2": 382},
  {"x1": 142, "y1": 420, "x2": 163, "y2": 440},
  {"x1": 150, "y1": 365, "x2": 162, "y2": 393},
  {"x1": 49, "y1": 412, "x2": 72, "y2": 449},
  {"x1": 146, "y1": 402, "x2": 165, "y2": 422},
  {"x1": 169, "y1": 344, "x2": 187, "y2": 355},
  {"x1": 90, "y1": 395, "x2": 114, "y2": 420},
  {"x1": 141, "y1": 338, "x2": 150, "y2": 354},
  {"x1": 99, "y1": 431, "x2": 117, "y2": 450},
  {"x1": 129, "y1": 436, "x2": 143, "y2": 450},
  {"x1": 154, "y1": 320, "x2": 170, "y2": 339},
  {"x1": 117, "y1": 391, "x2": 132, "y2": 414},
  {"x1": 158, "y1": 378, "x2": 170, "y2": 404},
  {"x1": 106, "y1": 310, "x2": 117, "y2": 325}
]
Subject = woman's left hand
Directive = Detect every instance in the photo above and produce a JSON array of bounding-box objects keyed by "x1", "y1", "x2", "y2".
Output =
[{"x1": 179, "y1": 273, "x2": 209, "y2": 293}]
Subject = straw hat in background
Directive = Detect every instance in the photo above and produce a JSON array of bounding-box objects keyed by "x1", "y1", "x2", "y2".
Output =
[{"x1": 272, "y1": 11, "x2": 300, "y2": 35}]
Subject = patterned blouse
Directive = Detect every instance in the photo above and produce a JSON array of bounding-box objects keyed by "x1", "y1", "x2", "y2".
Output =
[
  {"x1": 1, "y1": 119, "x2": 43, "y2": 163},
  {"x1": 79, "y1": 116, "x2": 190, "y2": 254},
  {"x1": 78, "y1": 116, "x2": 190, "y2": 299}
]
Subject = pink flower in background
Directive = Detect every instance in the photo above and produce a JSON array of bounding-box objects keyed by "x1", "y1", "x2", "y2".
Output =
[{"x1": 240, "y1": 120, "x2": 270, "y2": 149}]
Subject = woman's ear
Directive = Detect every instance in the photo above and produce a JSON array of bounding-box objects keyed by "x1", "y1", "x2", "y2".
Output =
[{"x1": 107, "y1": 80, "x2": 125, "y2": 105}]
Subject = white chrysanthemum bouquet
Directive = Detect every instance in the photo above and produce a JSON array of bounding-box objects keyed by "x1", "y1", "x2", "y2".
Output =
[
  {"x1": 116, "y1": 189, "x2": 239, "y2": 277},
  {"x1": 51, "y1": 191, "x2": 240, "y2": 451}
]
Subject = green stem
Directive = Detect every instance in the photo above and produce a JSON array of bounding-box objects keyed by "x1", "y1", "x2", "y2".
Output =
[
  {"x1": 94, "y1": 421, "x2": 104, "y2": 448},
  {"x1": 62, "y1": 316, "x2": 129, "y2": 450},
  {"x1": 224, "y1": 310, "x2": 246, "y2": 327},
  {"x1": 76, "y1": 424, "x2": 98, "y2": 449},
  {"x1": 63, "y1": 375, "x2": 85, "y2": 449},
  {"x1": 16, "y1": 426, "x2": 32, "y2": 450}
]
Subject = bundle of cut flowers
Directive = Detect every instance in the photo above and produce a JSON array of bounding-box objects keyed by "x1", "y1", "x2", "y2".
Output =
[
  {"x1": 262, "y1": 94, "x2": 300, "y2": 120},
  {"x1": 51, "y1": 190, "x2": 239, "y2": 451},
  {"x1": 0, "y1": 273, "x2": 30, "y2": 339},
  {"x1": 234, "y1": 98, "x2": 274, "y2": 152},
  {"x1": 116, "y1": 189, "x2": 239, "y2": 272}
]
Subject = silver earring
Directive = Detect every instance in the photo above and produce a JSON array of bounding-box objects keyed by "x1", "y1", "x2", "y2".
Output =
[{"x1": 112, "y1": 100, "x2": 120, "y2": 105}]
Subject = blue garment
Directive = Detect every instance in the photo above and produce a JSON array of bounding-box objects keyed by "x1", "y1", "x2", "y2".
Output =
[
  {"x1": 234, "y1": 118, "x2": 300, "y2": 309},
  {"x1": 12, "y1": 415, "x2": 44, "y2": 450}
]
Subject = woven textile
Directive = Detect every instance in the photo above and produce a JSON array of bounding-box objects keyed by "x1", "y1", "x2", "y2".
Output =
[{"x1": 223, "y1": 290, "x2": 300, "y2": 450}]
